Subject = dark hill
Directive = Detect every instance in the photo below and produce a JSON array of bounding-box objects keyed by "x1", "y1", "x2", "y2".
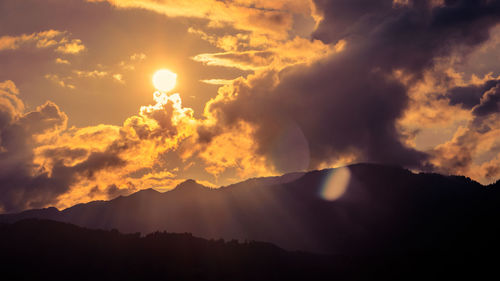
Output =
[
  {"x1": 0, "y1": 219, "x2": 497, "y2": 281},
  {"x1": 0, "y1": 219, "x2": 332, "y2": 281},
  {"x1": 1, "y1": 163, "x2": 500, "y2": 256}
]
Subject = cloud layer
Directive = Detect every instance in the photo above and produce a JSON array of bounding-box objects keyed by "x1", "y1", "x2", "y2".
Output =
[
  {"x1": 0, "y1": 0, "x2": 499, "y2": 212},
  {"x1": 200, "y1": 0, "x2": 500, "y2": 172}
]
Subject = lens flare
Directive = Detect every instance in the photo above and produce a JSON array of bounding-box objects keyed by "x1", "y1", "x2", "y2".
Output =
[
  {"x1": 319, "y1": 167, "x2": 351, "y2": 201},
  {"x1": 152, "y1": 69, "x2": 177, "y2": 92}
]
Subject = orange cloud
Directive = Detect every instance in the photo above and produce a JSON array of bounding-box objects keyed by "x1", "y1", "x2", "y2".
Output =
[
  {"x1": 73, "y1": 70, "x2": 108, "y2": 78},
  {"x1": 0, "y1": 30, "x2": 85, "y2": 54},
  {"x1": 45, "y1": 74, "x2": 76, "y2": 89},
  {"x1": 197, "y1": 121, "x2": 277, "y2": 181},
  {"x1": 55, "y1": 39, "x2": 86, "y2": 54},
  {"x1": 0, "y1": 80, "x2": 24, "y2": 117},
  {"x1": 88, "y1": 0, "x2": 307, "y2": 39},
  {"x1": 192, "y1": 36, "x2": 337, "y2": 71},
  {"x1": 90, "y1": 0, "x2": 328, "y2": 77},
  {"x1": 3, "y1": 0, "x2": 499, "y2": 214},
  {"x1": 55, "y1": 58, "x2": 70, "y2": 65},
  {"x1": 26, "y1": 90, "x2": 200, "y2": 209},
  {"x1": 13, "y1": 76, "x2": 294, "y2": 210}
]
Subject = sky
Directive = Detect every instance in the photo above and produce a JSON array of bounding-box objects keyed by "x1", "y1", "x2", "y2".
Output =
[{"x1": 1, "y1": 0, "x2": 500, "y2": 212}]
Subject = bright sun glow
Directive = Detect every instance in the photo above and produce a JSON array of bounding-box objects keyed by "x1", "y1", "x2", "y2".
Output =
[{"x1": 153, "y1": 69, "x2": 177, "y2": 92}]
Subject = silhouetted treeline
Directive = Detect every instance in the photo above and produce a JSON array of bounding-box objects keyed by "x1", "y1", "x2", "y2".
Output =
[{"x1": 0, "y1": 219, "x2": 498, "y2": 281}]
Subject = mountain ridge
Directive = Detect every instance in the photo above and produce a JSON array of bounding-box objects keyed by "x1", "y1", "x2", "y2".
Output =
[
  {"x1": 1, "y1": 163, "x2": 499, "y2": 255},
  {"x1": 5, "y1": 218, "x2": 494, "y2": 281}
]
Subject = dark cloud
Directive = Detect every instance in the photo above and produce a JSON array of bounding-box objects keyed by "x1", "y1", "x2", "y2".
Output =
[
  {"x1": 472, "y1": 84, "x2": 500, "y2": 117},
  {"x1": 89, "y1": 182, "x2": 134, "y2": 199},
  {"x1": 88, "y1": 185, "x2": 100, "y2": 197},
  {"x1": 432, "y1": 82, "x2": 500, "y2": 177},
  {"x1": 202, "y1": 0, "x2": 500, "y2": 173},
  {"x1": 0, "y1": 101, "x2": 64, "y2": 212},
  {"x1": 314, "y1": 0, "x2": 500, "y2": 75},
  {"x1": 62, "y1": 151, "x2": 126, "y2": 180},
  {"x1": 105, "y1": 184, "x2": 132, "y2": 198},
  {"x1": 470, "y1": 84, "x2": 500, "y2": 133},
  {"x1": 18, "y1": 101, "x2": 67, "y2": 134},
  {"x1": 0, "y1": 99, "x2": 125, "y2": 212},
  {"x1": 485, "y1": 164, "x2": 500, "y2": 180},
  {"x1": 447, "y1": 78, "x2": 500, "y2": 109},
  {"x1": 312, "y1": 0, "x2": 394, "y2": 44},
  {"x1": 42, "y1": 147, "x2": 88, "y2": 162}
]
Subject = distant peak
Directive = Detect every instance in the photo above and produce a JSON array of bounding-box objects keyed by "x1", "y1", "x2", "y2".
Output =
[
  {"x1": 125, "y1": 188, "x2": 161, "y2": 198},
  {"x1": 174, "y1": 179, "x2": 209, "y2": 191},
  {"x1": 181, "y1": 179, "x2": 197, "y2": 185},
  {"x1": 138, "y1": 188, "x2": 160, "y2": 194}
]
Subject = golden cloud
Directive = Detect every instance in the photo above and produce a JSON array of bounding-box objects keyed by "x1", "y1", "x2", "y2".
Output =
[
  {"x1": 55, "y1": 58, "x2": 70, "y2": 65},
  {"x1": 0, "y1": 30, "x2": 85, "y2": 54},
  {"x1": 45, "y1": 74, "x2": 76, "y2": 89},
  {"x1": 192, "y1": 37, "x2": 338, "y2": 71},
  {"x1": 55, "y1": 39, "x2": 86, "y2": 54},
  {"x1": 88, "y1": 0, "x2": 309, "y2": 39},
  {"x1": 27, "y1": 90, "x2": 201, "y2": 209},
  {"x1": 0, "y1": 80, "x2": 24, "y2": 117},
  {"x1": 15, "y1": 75, "x2": 291, "y2": 210},
  {"x1": 197, "y1": 121, "x2": 276, "y2": 181}
]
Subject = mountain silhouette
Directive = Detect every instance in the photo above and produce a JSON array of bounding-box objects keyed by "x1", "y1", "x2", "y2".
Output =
[
  {"x1": 1, "y1": 163, "x2": 499, "y2": 256},
  {"x1": 0, "y1": 218, "x2": 497, "y2": 281},
  {"x1": 0, "y1": 219, "x2": 335, "y2": 281}
]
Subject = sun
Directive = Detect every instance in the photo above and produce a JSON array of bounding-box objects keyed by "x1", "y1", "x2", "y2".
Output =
[{"x1": 152, "y1": 69, "x2": 177, "y2": 92}]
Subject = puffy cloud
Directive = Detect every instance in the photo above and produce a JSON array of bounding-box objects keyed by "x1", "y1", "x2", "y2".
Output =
[
  {"x1": 193, "y1": 36, "x2": 338, "y2": 71},
  {"x1": 431, "y1": 82, "x2": 500, "y2": 183},
  {"x1": 198, "y1": 0, "x2": 500, "y2": 175},
  {"x1": 73, "y1": 70, "x2": 108, "y2": 78},
  {"x1": 118, "y1": 52, "x2": 147, "y2": 71},
  {"x1": 0, "y1": 80, "x2": 23, "y2": 118},
  {"x1": 55, "y1": 39, "x2": 85, "y2": 54},
  {"x1": 481, "y1": 155, "x2": 500, "y2": 180},
  {"x1": 0, "y1": 30, "x2": 62, "y2": 51},
  {"x1": 129, "y1": 52, "x2": 146, "y2": 61},
  {"x1": 95, "y1": 0, "x2": 327, "y2": 78},
  {"x1": 472, "y1": 84, "x2": 500, "y2": 118},
  {"x1": 73, "y1": 69, "x2": 127, "y2": 84},
  {"x1": 41, "y1": 147, "x2": 88, "y2": 166},
  {"x1": 48, "y1": 52, "x2": 147, "y2": 88},
  {"x1": 195, "y1": 121, "x2": 276, "y2": 180},
  {"x1": 18, "y1": 102, "x2": 67, "y2": 135},
  {"x1": 112, "y1": 74, "x2": 124, "y2": 83},
  {"x1": 46, "y1": 67, "x2": 127, "y2": 89},
  {"x1": 55, "y1": 58, "x2": 70, "y2": 65},
  {"x1": 21, "y1": 90, "x2": 203, "y2": 210},
  {"x1": 0, "y1": 30, "x2": 85, "y2": 54},
  {"x1": 0, "y1": 83, "x2": 73, "y2": 211},
  {"x1": 44, "y1": 74, "x2": 76, "y2": 89},
  {"x1": 0, "y1": 81, "x2": 137, "y2": 212},
  {"x1": 187, "y1": 28, "x2": 247, "y2": 52},
  {"x1": 88, "y1": 0, "x2": 308, "y2": 39},
  {"x1": 447, "y1": 78, "x2": 500, "y2": 109},
  {"x1": 2, "y1": 0, "x2": 500, "y2": 212}
]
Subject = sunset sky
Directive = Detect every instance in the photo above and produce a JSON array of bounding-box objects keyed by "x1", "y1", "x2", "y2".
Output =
[{"x1": 1, "y1": 0, "x2": 500, "y2": 212}]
